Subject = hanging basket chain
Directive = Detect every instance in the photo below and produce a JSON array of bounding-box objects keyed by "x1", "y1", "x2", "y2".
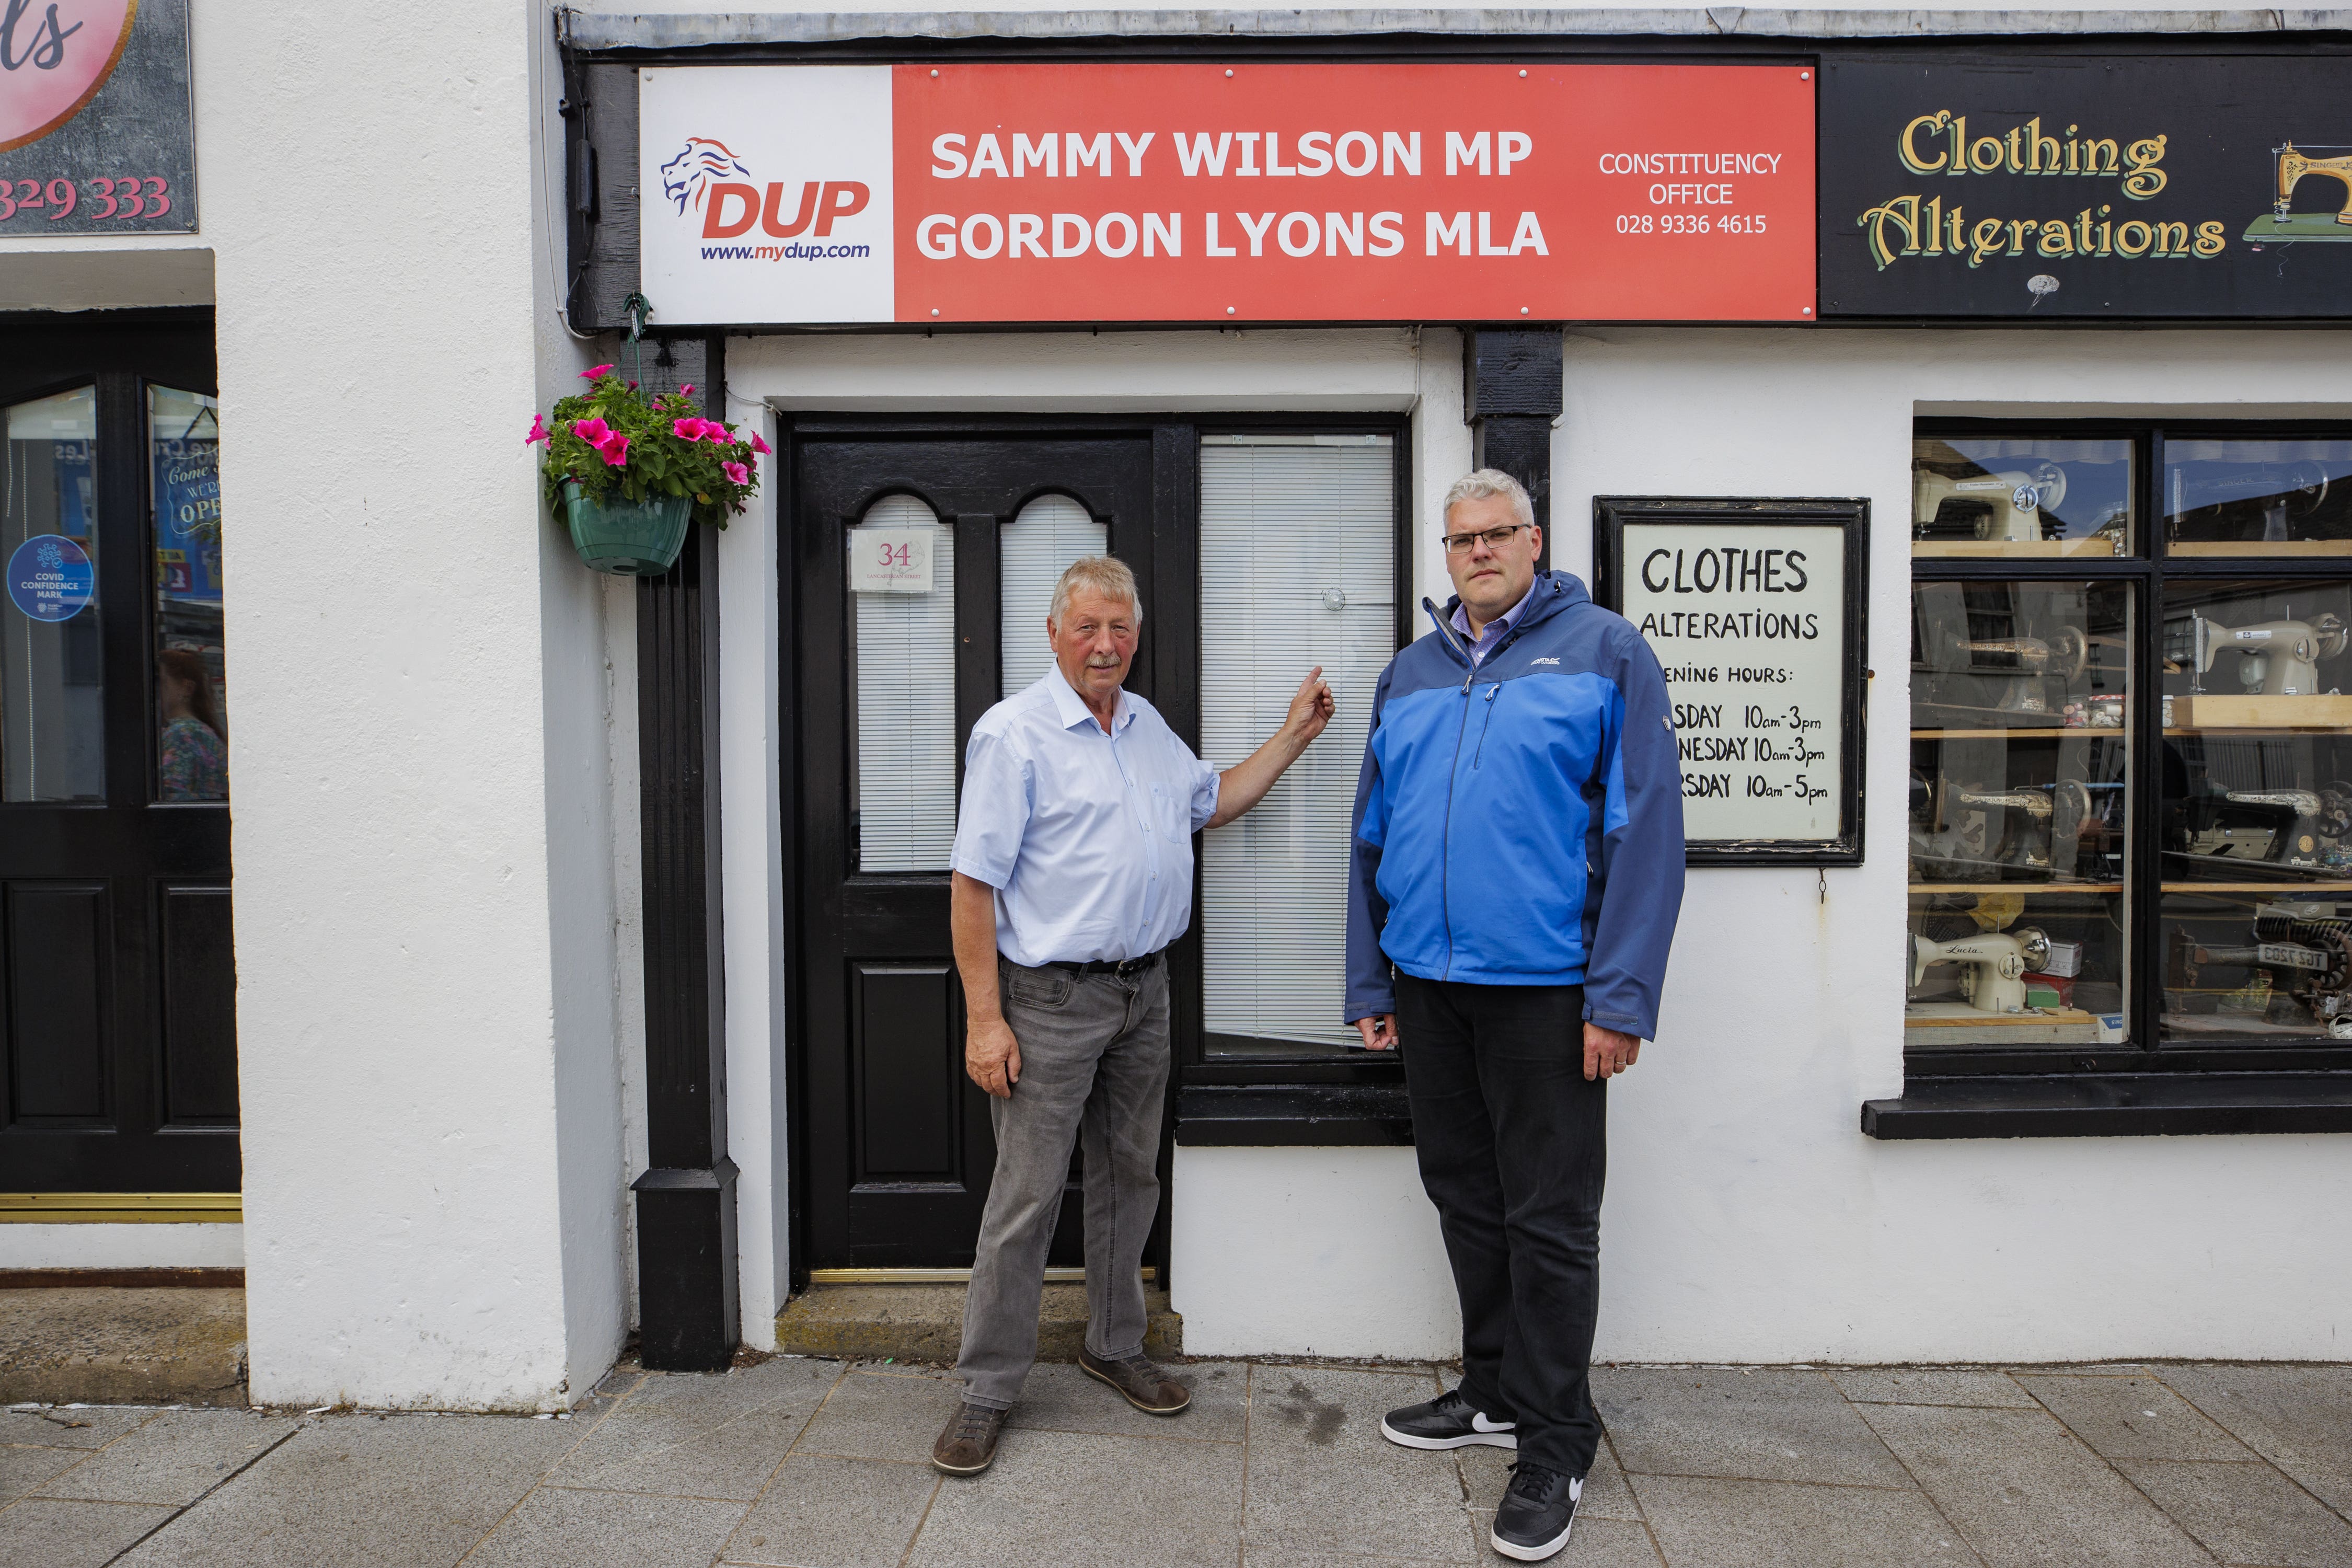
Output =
[{"x1": 620, "y1": 291, "x2": 653, "y2": 387}]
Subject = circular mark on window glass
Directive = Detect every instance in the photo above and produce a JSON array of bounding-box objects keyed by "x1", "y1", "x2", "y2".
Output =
[{"x1": 7, "y1": 535, "x2": 96, "y2": 622}]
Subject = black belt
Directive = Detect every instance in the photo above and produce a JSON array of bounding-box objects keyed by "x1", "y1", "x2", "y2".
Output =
[{"x1": 1034, "y1": 950, "x2": 1164, "y2": 979}]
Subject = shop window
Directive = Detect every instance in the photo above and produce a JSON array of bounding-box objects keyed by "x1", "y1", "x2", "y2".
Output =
[
  {"x1": 152, "y1": 386, "x2": 225, "y2": 802},
  {"x1": 2, "y1": 386, "x2": 102, "y2": 803},
  {"x1": 1909, "y1": 422, "x2": 2352, "y2": 1083},
  {"x1": 848, "y1": 494, "x2": 957, "y2": 872},
  {"x1": 1197, "y1": 433, "x2": 1395, "y2": 1056},
  {"x1": 999, "y1": 492, "x2": 1105, "y2": 696}
]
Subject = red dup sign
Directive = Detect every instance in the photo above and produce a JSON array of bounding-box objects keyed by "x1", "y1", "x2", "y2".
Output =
[{"x1": 638, "y1": 63, "x2": 1816, "y2": 325}]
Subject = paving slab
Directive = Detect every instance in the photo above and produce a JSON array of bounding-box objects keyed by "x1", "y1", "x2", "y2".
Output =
[
  {"x1": 0, "y1": 1441, "x2": 88, "y2": 1502},
  {"x1": 1859, "y1": 1402, "x2": 2214, "y2": 1568},
  {"x1": 1008, "y1": 1358, "x2": 1250, "y2": 1444},
  {"x1": 792, "y1": 1368, "x2": 964, "y2": 1463},
  {"x1": 37, "y1": 1407, "x2": 296, "y2": 1505},
  {"x1": 722, "y1": 1452, "x2": 939, "y2": 1568},
  {"x1": 1243, "y1": 1366, "x2": 1475, "y2": 1564},
  {"x1": 112, "y1": 1412, "x2": 581, "y2": 1568},
  {"x1": 0, "y1": 1289, "x2": 248, "y2": 1408},
  {"x1": 0, "y1": 1496, "x2": 178, "y2": 1567},
  {"x1": 1462, "y1": 1513, "x2": 1665, "y2": 1567},
  {"x1": 2011, "y1": 1374, "x2": 2246, "y2": 1462},
  {"x1": 0, "y1": 1404, "x2": 160, "y2": 1448},
  {"x1": 2160, "y1": 1363, "x2": 2352, "y2": 1517},
  {"x1": 2116, "y1": 1458, "x2": 2352, "y2": 1568},
  {"x1": 1592, "y1": 1368, "x2": 1913, "y2": 1488},
  {"x1": 553, "y1": 1358, "x2": 839, "y2": 1500},
  {"x1": 1827, "y1": 1370, "x2": 2038, "y2": 1410},
  {"x1": 465, "y1": 1484, "x2": 750, "y2": 1568},
  {"x1": 1459, "y1": 1434, "x2": 1644, "y2": 1522},
  {"x1": 1629, "y1": 1474, "x2": 1980, "y2": 1568},
  {"x1": 908, "y1": 1425, "x2": 1243, "y2": 1568}
]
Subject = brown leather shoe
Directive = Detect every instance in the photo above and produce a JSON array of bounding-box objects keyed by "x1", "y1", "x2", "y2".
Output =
[
  {"x1": 1078, "y1": 1345, "x2": 1191, "y2": 1415},
  {"x1": 931, "y1": 1401, "x2": 1009, "y2": 1475}
]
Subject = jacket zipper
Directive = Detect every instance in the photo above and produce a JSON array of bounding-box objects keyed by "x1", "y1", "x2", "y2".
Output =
[
  {"x1": 1421, "y1": 599, "x2": 1479, "y2": 978},
  {"x1": 1472, "y1": 684, "x2": 1502, "y2": 767}
]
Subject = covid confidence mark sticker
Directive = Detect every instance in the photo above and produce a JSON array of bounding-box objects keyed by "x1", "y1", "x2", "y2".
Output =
[{"x1": 8, "y1": 535, "x2": 96, "y2": 621}]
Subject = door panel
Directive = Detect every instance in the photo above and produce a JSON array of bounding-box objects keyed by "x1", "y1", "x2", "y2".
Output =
[
  {"x1": 795, "y1": 426, "x2": 1162, "y2": 1267},
  {"x1": 0, "y1": 317, "x2": 235, "y2": 1192}
]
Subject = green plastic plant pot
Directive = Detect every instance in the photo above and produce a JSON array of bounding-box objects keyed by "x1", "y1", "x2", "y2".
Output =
[{"x1": 561, "y1": 480, "x2": 692, "y2": 576}]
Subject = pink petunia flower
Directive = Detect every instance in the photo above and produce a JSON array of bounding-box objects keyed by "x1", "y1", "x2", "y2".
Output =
[
  {"x1": 680, "y1": 384, "x2": 695, "y2": 397},
  {"x1": 673, "y1": 418, "x2": 706, "y2": 442},
  {"x1": 525, "y1": 413, "x2": 550, "y2": 445},
  {"x1": 722, "y1": 460, "x2": 750, "y2": 486},
  {"x1": 598, "y1": 433, "x2": 630, "y2": 467},
  {"x1": 571, "y1": 417, "x2": 613, "y2": 446},
  {"x1": 749, "y1": 431, "x2": 771, "y2": 455},
  {"x1": 582, "y1": 363, "x2": 614, "y2": 379}
]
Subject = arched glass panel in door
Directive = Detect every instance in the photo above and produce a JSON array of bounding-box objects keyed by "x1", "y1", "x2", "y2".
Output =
[
  {"x1": 999, "y1": 493, "x2": 1106, "y2": 696},
  {"x1": 849, "y1": 494, "x2": 956, "y2": 872}
]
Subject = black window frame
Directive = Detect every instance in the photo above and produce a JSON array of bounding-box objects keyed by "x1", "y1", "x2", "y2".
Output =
[{"x1": 1871, "y1": 416, "x2": 2352, "y2": 1138}]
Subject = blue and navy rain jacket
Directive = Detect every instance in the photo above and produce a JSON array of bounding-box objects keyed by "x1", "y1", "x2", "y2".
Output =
[{"x1": 1344, "y1": 570, "x2": 1685, "y2": 1039}]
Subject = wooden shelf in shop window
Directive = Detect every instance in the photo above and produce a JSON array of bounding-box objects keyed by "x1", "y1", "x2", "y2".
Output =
[
  {"x1": 2165, "y1": 540, "x2": 2352, "y2": 557},
  {"x1": 2161, "y1": 881, "x2": 2352, "y2": 893},
  {"x1": 1904, "y1": 1005, "x2": 2103, "y2": 1044},
  {"x1": 1912, "y1": 728, "x2": 2127, "y2": 739},
  {"x1": 1909, "y1": 882, "x2": 2124, "y2": 894},
  {"x1": 1910, "y1": 539, "x2": 2125, "y2": 559},
  {"x1": 2165, "y1": 695, "x2": 2352, "y2": 730}
]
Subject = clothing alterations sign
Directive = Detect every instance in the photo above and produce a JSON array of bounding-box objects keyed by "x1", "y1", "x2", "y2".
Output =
[
  {"x1": 637, "y1": 63, "x2": 1816, "y2": 325},
  {"x1": 0, "y1": 0, "x2": 195, "y2": 236},
  {"x1": 1595, "y1": 499, "x2": 1869, "y2": 866}
]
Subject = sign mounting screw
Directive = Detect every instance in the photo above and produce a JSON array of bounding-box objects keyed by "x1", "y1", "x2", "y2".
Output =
[
  {"x1": 1227, "y1": 306, "x2": 1237, "y2": 315},
  {"x1": 930, "y1": 69, "x2": 939, "y2": 77},
  {"x1": 1520, "y1": 306, "x2": 1530, "y2": 315},
  {"x1": 931, "y1": 308, "x2": 940, "y2": 317},
  {"x1": 1802, "y1": 306, "x2": 1813, "y2": 316},
  {"x1": 1519, "y1": 70, "x2": 1528, "y2": 78},
  {"x1": 1800, "y1": 71, "x2": 1811, "y2": 80},
  {"x1": 1225, "y1": 69, "x2": 1235, "y2": 78}
]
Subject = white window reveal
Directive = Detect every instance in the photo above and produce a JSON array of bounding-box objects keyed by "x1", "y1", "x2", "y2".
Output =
[
  {"x1": 849, "y1": 493, "x2": 957, "y2": 872},
  {"x1": 1199, "y1": 433, "x2": 1394, "y2": 1053},
  {"x1": 1000, "y1": 492, "x2": 1108, "y2": 697}
]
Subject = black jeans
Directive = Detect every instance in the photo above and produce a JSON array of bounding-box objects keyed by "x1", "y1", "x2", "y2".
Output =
[{"x1": 1397, "y1": 974, "x2": 1607, "y2": 1478}]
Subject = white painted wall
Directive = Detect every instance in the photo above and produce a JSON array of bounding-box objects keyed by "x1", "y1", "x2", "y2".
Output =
[{"x1": 0, "y1": 1226, "x2": 243, "y2": 1271}]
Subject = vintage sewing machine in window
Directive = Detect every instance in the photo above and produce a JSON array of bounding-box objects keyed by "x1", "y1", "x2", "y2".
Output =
[
  {"x1": 2164, "y1": 437, "x2": 2352, "y2": 557},
  {"x1": 1911, "y1": 437, "x2": 2133, "y2": 560},
  {"x1": 2161, "y1": 579, "x2": 2352, "y2": 1039},
  {"x1": 1908, "y1": 580, "x2": 2131, "y2": 1047}
]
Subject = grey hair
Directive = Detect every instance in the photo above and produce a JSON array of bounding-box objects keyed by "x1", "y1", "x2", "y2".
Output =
[
  {"x1": 1048, "y1": 554, "x2": 1143, "y2": 628},
  {"x1": 1442, "y1": 468, "x2": 1536, "y2": 532}
]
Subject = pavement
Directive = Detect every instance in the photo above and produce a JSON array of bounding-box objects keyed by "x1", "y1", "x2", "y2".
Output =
[{"x1": 1, "y1": 1355, "x2": 2348, "y2": 1567}]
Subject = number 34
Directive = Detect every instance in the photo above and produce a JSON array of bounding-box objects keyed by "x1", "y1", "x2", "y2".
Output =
[{"x1": 877, "y1": 541, "x2": 913, "y2": 567}]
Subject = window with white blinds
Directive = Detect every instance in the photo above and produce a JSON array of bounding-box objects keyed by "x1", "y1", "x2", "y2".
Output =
[
  {"x1": 849, "y1": 494, "x2": 957, "y2": 872},
  {"x1": 1198, "y1": 434, "x2": 1396, "y2": 1052},
  {"x1": 1000, "y1": 493, "x2": 1106, "y2": 697}
]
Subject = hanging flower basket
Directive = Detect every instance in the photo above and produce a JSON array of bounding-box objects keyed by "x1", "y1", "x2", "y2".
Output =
[
  {"x1": 560, "y1": 480, "x2": 692, "y2": 576},
  {"x1": 528, "y1": 361, "x2": 766, "y2": 578}
]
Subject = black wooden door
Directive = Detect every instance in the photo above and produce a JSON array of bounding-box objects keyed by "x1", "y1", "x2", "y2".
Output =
[
  {"x1": 792, "y1": 423, "x2": 1174, "y2": 1266},
  {"x1": 0, "y1": 315, "x2": 237, "y2": 1193}
]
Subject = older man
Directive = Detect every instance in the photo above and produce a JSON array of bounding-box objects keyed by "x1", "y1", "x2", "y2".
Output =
[
  {"x1": 1347, "y1": 471, "x2": 1683, "y2": 1563},
  {"x1": 933, "y1": 554, "x2": 1333, "y2": 1477}
]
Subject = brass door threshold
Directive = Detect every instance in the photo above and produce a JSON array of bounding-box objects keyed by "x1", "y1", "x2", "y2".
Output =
[
  {"x1": 0, "y1": 1193, "x2": 242, "y2": 1224},
  {"x1": 807, "y1": 1266, "x2": 1156, "y2": 1285}
]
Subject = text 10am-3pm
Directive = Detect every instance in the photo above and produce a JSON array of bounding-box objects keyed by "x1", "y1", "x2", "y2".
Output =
[{"x1": 0, "y1": 177, "x2": 173, "y2": 223}]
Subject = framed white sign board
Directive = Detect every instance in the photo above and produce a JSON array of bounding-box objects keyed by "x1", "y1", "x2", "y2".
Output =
[
  {"x1": 1596, "y1": 498, "x2": 1869, "y2": 866},
  {"x1": 848, "y1": 527, "x2": 936, "y2": 593}
]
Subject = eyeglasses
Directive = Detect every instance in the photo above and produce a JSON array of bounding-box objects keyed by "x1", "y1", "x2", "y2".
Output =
[{"x1": 1440, "y1": 523, "x2": 1531, "y2": 557}]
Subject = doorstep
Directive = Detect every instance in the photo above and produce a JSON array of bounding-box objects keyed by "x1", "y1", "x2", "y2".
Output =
[
  {"x1": 774, "y1": 1281, "x2": 1181, "y2": 1364},
  {"x1": 0, "y1": 1276, "x2": 248, "y2": 1406}
]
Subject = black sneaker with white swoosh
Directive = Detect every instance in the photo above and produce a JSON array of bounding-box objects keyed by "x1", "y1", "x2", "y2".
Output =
[
  {"x1": 1491, "y1": 1463, "x2": 1582, "y2": 1562},
  {"x1": 1378, "y1": 1387, "x2": 1517, "y2": 1450}
]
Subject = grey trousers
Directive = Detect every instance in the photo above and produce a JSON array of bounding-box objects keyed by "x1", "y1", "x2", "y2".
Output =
[{"x1": 955, "y1": 956, "x2": 1170, "y2": 1410}]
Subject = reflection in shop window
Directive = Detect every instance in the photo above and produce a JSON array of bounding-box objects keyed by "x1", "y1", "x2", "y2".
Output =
[
  {"x1": 2164, "y1": 438, "x2": 2352, "y2": 557},
  {"x1": 848, "y1": 494, "x2": 957, "y2": 872},
  {"x1": 1199, "y1": 434, "x2": 1393, "y2": 1055},
  {"x1": 2, "y1": 386, "x2": 103, "y2": 802},
  {"x1": 1911, "y1": 437, "x2": 2134, "y2": 559},
  {"x1": 1908, "y1": 580, "x2": 2133, "y2": 1047},
  {"x1": 152, "y1": 386, "x2": 226, "y2": 802}
]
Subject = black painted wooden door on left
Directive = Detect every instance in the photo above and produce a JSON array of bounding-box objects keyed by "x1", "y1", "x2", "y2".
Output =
[
  {"x1": 0, "y1": 318, "x2": 238, "y2": 1193},
  {"x1": 793, "y1": 426, "x2": 1168, "y2": 1267}
]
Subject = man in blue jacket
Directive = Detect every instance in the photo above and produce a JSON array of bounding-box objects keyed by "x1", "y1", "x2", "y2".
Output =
[{"x1": 1346, "y1": 469, "x2": 1684, "y2": 1564}]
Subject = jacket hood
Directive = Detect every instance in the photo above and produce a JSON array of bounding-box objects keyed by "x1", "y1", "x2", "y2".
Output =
[{"x1": 1431, "y1": 570, "x2": 1592, "y2": 657}]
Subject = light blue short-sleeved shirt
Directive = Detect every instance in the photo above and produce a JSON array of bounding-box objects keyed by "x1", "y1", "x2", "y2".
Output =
[{"x1": 950, "y1": 664, "x2": 1221, "y2": 967}]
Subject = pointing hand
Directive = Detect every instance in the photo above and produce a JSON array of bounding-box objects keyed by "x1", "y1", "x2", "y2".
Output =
[{"x1": 1287, "y1": 666, "x2": 1335, "y2": 744}]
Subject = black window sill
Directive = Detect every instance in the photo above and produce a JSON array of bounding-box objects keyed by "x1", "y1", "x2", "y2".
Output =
[
  {"x1": 1174, "y1": 1083, "x2": 1414, "y2": 1146},
  {"x1": 1863, "y1": 1072, "x2": 2352, "y2": 1139}
]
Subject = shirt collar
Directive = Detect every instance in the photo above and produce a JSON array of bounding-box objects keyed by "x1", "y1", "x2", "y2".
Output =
[
  {"x1": 1044, "y1": 661, "x2": 1131, "y2": 735},
  {"x1": 1452, "y1": 578, "x2": 1540, "y2": 644}
]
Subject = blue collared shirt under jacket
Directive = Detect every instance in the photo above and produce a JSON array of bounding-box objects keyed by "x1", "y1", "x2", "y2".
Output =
[
  {"x1": 951, "y1": 664, "x2": 1221, "y2": 968},
  {"x1": 1345, "y1": 570, "x2": 1686, "y2": 1040}
]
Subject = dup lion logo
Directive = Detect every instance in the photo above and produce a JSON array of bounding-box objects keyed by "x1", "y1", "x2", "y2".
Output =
[{"x1": 660, "y1": 139, "x2": 752, "y2": 216}]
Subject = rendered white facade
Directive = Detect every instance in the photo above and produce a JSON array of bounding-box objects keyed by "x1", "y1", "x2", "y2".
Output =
[{"x1": 3, "y1": 3, "x2": 2346, "y2": 1410}]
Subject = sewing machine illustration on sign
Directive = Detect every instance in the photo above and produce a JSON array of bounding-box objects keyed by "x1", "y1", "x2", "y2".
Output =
[{"x1": 2243, "y1": 142, "x2": 2352, "y2": 242}]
